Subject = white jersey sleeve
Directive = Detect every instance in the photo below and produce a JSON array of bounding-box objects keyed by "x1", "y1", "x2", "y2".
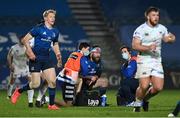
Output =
[
  {"x1": 9, "y1": 45, "x2": 15, "y2": 56},
  {"x1": 161, "y1": 25, "x2": 169, "y2": 37},
  {"x1": 133, "y1": 25, "x2": 144, "y2": 41}
]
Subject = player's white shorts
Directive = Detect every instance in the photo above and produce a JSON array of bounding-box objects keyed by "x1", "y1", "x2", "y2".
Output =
[
  {"x1": 12, "y1": 67, "x2": 30, "y2": 78},
  {"x1": 135, "y1": 62, "x2": 164, "y2": 79}
]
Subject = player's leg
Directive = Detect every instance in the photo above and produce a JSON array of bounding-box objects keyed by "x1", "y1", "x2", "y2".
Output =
[
  {"x1": 55, "y1": 81, "x2": 75, "y2": 107},
  {"x1": 43, "y1": 68, "x2": 59, "y2": 110},
  {"x1": 25, "y1": 75, "x2": 34, "y2": 107},
  {"x1": 133, "y1": 62, "x2": 152, "y2": 111},
  {"x1": 133, "y1": 77, "x2": 150, "y2": 112},
  {"x1": 144, "y1": 76, "x2": 164, "y2": 101},
  {"x1": 143, "y1": 64, "x2": 164, "y2": 111},
  {"x1": 93, "y1": 78, "x2": 108, "y2": 96},
  {"x1": 36, "y1": 75, "x2": 48, "y2": 107},
  {"x1": 11, "y1": 72, "x2": 41, "y2": 104},
  {"x1": 122, "y1": 79, "x2": 139, "y2": 106},
  {"x1": 7, "y1": 72, "x2": 16, "y2": 99},
  {"x1": 93, "y1": 78, "x2": 108, "y2": 106},
  {"x1": 136, "y1": 77, "x2": 150, "y2": 101},
  {"x1": 168, "y1": 101, "x2": 180, "y2": 117}
]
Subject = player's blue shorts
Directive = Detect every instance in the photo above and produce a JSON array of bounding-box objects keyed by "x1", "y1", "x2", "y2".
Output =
[{"x1": 29, "y1": 58, "x2": 54, "y2": 72}]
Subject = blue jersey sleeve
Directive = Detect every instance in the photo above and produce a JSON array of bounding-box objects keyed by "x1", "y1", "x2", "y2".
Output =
[
  {"x1": 29, "y1": 26, "x2": 39, "y2": 37},
  {"x1": 121, "y1": 60, "x2": 137, "y2": 79},
  {"x1": 96, "y1": 63, "x2": 102, "y2": 77},
  {"x1": 53, "y1": 29, "x2": 59, "y2": 44},
  {"x1": 80, "y1": 56, "x2": 89, "y2": 77}
]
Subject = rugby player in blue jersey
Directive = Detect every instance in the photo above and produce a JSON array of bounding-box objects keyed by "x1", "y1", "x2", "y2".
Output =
[
  {"x1": 78, "y1": 45, "x2": 108, "y2": 106},
  {"x1": 11, "y1": 9, "x2": 61, "y2": 110}
]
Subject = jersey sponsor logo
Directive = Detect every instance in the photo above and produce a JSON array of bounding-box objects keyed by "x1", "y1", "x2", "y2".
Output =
[{"x1": 41, "y1": 38, "x2": 52, "y2": 42}]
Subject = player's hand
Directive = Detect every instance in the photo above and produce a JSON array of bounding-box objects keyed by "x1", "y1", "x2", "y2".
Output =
[
  {"x1": 148, "y1": 43, "x2": 156, "y2": 52},
  {"x1": 89, "y1": 76, "x2": 98, "y2": 86},
  {"x1": 56, "y1": 53, "x2": 62, "y2": 67},
  {"x1": 26, "y1": 49, "x2": 36, "y2": 60},
  {"x1": 167, "y1": 33, "x2": 176, "y2": 43}
]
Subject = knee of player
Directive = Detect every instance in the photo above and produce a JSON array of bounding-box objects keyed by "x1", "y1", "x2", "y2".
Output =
[
  {"x1": 140, "y1": 84, "x2": 149, "y2": 90},
  {"x1": 31, "y1": 82, "x2": 40, "y2": 88},
  {"x1": 154, "y1": 86, "x2": 163, "y2": 92},
  {"x1": 48, "y1": 81, "x2": 56, "y2": 87},
  {"x1": 100, "y1": 79, "x2": 109, "y2": 87}
]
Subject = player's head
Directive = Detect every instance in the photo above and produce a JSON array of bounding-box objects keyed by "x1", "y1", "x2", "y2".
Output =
[
  {"x1": 145, "y1": 6, "x2": 160, "y2": 26},
  {"x1": 43, "y1": 9, "x2": 56, "y2": 26},
  {"x1": 120, "y1": 45, "x2": 131, "y2": 60},
  {"x1": 90, "y1": 45, "x2": 101, "y2": 63},
  {"x1": 78, "y1": 42, "x2": 90, "y2": 56}
]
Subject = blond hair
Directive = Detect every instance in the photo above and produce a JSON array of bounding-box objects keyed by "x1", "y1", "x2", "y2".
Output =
[{"x1": 43, "y1": 9, "x2": 56, "y2": 18}]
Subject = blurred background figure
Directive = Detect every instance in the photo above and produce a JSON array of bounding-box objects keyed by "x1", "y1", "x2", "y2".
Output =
[{"x1": 7, "y1": 37, "x2": 34, "y2": 107}]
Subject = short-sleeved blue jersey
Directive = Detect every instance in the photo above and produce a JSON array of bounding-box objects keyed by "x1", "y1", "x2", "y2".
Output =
[
  {"x1": 29, "y1": 23, "x2": 59, "y2": 60},
  {"x1": 80, "y1": 56, "x2": 102, "y2": 78}
]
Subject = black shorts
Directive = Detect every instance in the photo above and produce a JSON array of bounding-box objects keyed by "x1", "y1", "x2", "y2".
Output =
[
  {"x1": 29, "y1": 59, "x2": 54, "y2": 72},
  {"x1": 61, "y1": 82, "x2": 75, "y2": 102}
]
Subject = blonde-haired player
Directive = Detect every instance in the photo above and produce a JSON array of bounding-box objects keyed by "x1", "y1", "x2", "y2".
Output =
[{"x1": 11, "y1": 9, "x2": 62, "y2": 110}]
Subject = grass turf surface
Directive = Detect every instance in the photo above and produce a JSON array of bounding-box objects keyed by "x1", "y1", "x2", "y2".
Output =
[{"x1": 0, "y1": 90, "x2": 179, "y2": 117}]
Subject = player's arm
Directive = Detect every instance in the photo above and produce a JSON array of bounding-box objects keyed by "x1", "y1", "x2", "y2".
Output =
[
  {"x1": 80, "y1": 57, "x2": 98, "y2": 85},
  {"x1": 22, "y1": 33, "x2": 36, "y2": 60},
  {"x1": 7, "y1": 48, "x2": 14, "y2": 72},
  {"x1": 132, "y1": 37, "x2": 156, "y2": 52},
  {"x1": 53, "y1": 42, "x2": 62, "y2": 67},
  {"x1": 163, "y1": 32, "x2": 176, "y2": 43},
  {"x1": 121, "y1": 60, "x2": 137, "y2": 78}
]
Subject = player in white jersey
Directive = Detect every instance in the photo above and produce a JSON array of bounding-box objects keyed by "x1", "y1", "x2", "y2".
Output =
[
  {"x1": 132, "y1": 6, "x2": 175, "y2": 112},
  {"x1": 7, "y1": 38, "x2": 34, "y2": 107}
]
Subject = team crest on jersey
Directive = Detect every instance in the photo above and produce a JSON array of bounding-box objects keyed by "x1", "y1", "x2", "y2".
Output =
[
  {"x1": 144, "y1": 33, "x2": 149, "y2": 36},
  {"x1": 159, "y1": 31, "x2": 162, "y2": 34},
  {"x1": 43, "y1": 31, "x2": 47, "y2": 35}
]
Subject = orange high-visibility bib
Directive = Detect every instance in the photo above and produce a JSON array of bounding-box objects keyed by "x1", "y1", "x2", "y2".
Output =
[{"x1": 63, "y1": 52, "x2": 83, "y2": 82}]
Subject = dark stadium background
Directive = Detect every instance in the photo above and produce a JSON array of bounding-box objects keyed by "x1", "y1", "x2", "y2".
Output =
[{"x1": 0, "y1": 0, "x2": 180, "y2": 90}]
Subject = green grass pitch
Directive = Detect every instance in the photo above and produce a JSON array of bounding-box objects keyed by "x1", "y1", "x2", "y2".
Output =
[{"x1": 0, "y1": 89, "x2": 179, "y2": 117}]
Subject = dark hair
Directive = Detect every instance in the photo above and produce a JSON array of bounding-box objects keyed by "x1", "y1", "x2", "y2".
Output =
[
  {"x1": 78, "y1": 42, "x2": 90, "y2": 50},
  {"x1": 120, "y1": 45, "x2": 131, "y2": 53},
  {"x1": 145, "y1": 6, "x2": 159, "y2": 17}
]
